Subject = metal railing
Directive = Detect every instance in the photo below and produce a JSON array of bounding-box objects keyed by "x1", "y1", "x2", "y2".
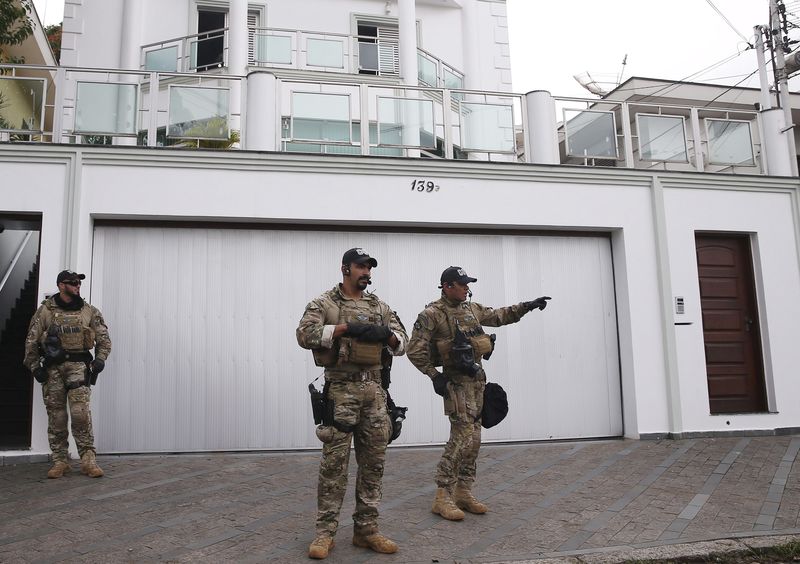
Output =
[
  {"x1": 141, "y1": 28, "x2": 229, "y2": 73},
  {"x1": 0, "y1": 63, "x2": 770, "y2": 174},
  {"x1": 554, "y1": 96, "x2": 764, "y2": 174}
]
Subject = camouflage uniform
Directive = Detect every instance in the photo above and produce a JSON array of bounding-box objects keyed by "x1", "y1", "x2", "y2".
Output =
[
  {"x1": 407, "y1": 295, "x2": 527, "y2": 491},
  {"x1": 24, "y1": 294, "x2": 111, "y2": 463},
  {"x1": 297, "y1": 285, "x2": 407, "y2": 539}
]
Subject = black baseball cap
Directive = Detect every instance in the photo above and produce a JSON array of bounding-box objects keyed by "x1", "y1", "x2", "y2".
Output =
[
  {"x1": 341, "y1": 248, "x2": 378, "y2": 267},
  {"x1": 57, "y1": 270, "x2": 86, "y2": 284},
  {"x1": 440, "y1": 266, "x2": 477, "y2": 285}
]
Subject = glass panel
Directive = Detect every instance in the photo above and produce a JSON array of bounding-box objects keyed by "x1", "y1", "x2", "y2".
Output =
[
  {"x1": 168, "y1": 86, "x2": 229, "y2": 139},
  {"x1": 706, "y1": 119, "x2": 755, "y2": 166},
  {"x1": 189, "y1": 40, "x2": 198, "y2": 70},
  {"x1": 418, "y1": 54, "x2": 438, "y2": 86},
  {"x1": 0, "y1": 77, "x2": 46, "y2": 131},
  {"x1": 637, "y1": 114, "x2": 688, "y2": 162},
  {"x1": 256, "y1": 34, "x2": 291, "y2": 64},
  {"x1": 74, "y1": 82, "x2": 137, "y2": 135},
  {"x1": 377, "y1": 97, "x2": 435, "y2": 148},
  {"x1": 459, "y1": 102, "x2": 515, "y2": 152},
  {"x1": 443, "y1": 68, "x2": 463, "y2": 90},
  {"x1": 564, "y1": 109, "x2": 617, "y2": 159},
  {"x1": 358, "y1": 42, "x2": 379, "y2": 71},
  {"x1": 291, "y1": 92, "x2": 351, "y2": 142},
  {"x1": 306, "y1": 38, "x2": 344, "y2": 68},
  {"x1": 144, "y1": 46, "x2": 178, "y2": 72}
]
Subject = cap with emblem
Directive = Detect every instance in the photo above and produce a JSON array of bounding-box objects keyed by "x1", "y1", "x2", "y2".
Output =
[
  {"x1": 341, "y1": 247, "x2": 378, "y2": 267},
  {"x1": 56, "y1": 270, "x2": 86, "y2": 284},
  {"x1": 440, "y1": 266, "x2": 477, "y2": 286}
]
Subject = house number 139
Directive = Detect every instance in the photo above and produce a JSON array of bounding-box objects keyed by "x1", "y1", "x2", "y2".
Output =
[{"x1": 411, "y1": 179, "x2": 440, "y2": 192}]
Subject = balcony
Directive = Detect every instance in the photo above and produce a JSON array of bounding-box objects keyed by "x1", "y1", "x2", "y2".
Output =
[
  {"x1": 139, "y1": 26, "x2": 464, "y2": 90},
  {"x1": 0, "y1": 63, "x2": 773, "y2": 175}
]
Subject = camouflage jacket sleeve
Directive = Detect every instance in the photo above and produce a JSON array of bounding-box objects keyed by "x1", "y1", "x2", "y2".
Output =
[
  {"x1": 91, "y1": 306, "x2": 112, "y2": 361},
  {"x1": 296, "y1": 297, "x2": 328, "y2": 350},
  {"x1": 472, "y1": 301, "x2": 527, "y2": 328},
  {"x1": 23, "y1": 305, "x2": 47, "y2": 372},
  {"x1": 407, "y1": 307, "x2": 440, "y2": 378},
  {"x1": 384, "y1": 302, "x2": 408, "y2": 357}
]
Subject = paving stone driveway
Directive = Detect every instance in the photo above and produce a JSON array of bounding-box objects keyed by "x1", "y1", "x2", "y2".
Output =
[{"x1": 1, "y1": 436, "x2": 800, "y2": 563}]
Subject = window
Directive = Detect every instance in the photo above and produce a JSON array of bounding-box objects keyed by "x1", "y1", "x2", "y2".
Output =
[
  {"x1": 194, "y1": 9, "x2": 226, "y2": 71},
  {"x1": 636, "y1": 114, "x2": 688, "y2": 162},
  {"x1": 705, "y1": 119, "x2": 755, "y2": 166},
  {"x1": 563, "y1": 109, "x2": 618, "y2": 159},
  {"x1": 356, "y1": 19, "x2": 399, "y2": 77}
]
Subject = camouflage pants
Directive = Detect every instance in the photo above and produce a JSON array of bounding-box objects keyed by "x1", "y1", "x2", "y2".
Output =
[
  {"x1": 42, "y1": 361, "x2": 95, "y2": 462},
  {"x1": 316, "y1": 380, "x2": 392, "y2": 538},
  {"x1": 435, "y1": 378, "x2": 484, "y2": 490}
]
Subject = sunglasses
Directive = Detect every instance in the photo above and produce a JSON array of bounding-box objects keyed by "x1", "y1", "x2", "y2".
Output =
[{"x1": 63, "y1": 280, "x2": 82, "y2": 286}]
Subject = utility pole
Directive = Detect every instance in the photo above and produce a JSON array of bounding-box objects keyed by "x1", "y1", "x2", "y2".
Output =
[{"x1": 769, "y1": 0, "x2": 798, "y2": 174}]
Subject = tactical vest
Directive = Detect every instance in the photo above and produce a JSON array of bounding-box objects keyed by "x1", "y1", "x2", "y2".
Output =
[
  {"x1": 311, "y1": 290, "x2": 387, "y2": 371},
  {"x1": 51, "y1": 307, "x2": 95, "y2": 352},
  {"x1": 431, "y1": 301, "x2": 493, "y2": 369}
]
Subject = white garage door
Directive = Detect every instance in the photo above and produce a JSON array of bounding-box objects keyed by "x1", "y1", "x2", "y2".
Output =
[{"x1": 90, "y1": 225, "x2": 622, "y2": 453}]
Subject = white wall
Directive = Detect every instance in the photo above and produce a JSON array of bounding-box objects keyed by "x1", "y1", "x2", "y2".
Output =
[
  {"x1": 61, "y1": 0, "x2": 510, "y2": 92},
  {"x1": 664, "y1": 186, "x2": 800, "y2": 433},
  {"x1": 0, "y1": 153, "x2": 74, "y2": 456},
  {"x1": 2, "y1": 145, "x2": 799, "y2": 454}
]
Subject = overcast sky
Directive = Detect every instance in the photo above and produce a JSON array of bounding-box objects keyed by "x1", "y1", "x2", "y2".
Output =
[{"x1": 31, "y1": 0, "x2": 797, "y2": 97}]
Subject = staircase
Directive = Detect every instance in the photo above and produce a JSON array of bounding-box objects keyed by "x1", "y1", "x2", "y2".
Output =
[{"x1": 0, "y1": 262, "x2": 38, "y2": 449}]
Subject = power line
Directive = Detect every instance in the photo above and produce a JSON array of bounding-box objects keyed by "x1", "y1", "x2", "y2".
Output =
[
  {"x1": 702, "y1": 68, "x2": 761, "y2": 107},
  {"x1": 703, "y1": 0, "x2": 753, "y2": 47}
]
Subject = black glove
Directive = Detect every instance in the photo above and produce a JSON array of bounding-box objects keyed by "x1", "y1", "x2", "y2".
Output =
[
  {"x1": 523, "y1": 296, "x2": 551, "y2": 311},
  {"x1": 431, "y1": 372, "x2": 449, "y2": 397},
  {"x1": 32, "y1": 367, "x2": 48, "y2": 384},
  {"x1": 91, "y1": 358, "x2": 105, "y2": 374},
  {"x1": 346, "y1": 323, "x2": 392, "y2": 343}
]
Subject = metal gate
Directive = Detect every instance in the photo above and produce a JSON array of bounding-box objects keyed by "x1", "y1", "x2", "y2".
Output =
[{"x1": 90, "y1": 225, "x2": 622, "y2": 452}]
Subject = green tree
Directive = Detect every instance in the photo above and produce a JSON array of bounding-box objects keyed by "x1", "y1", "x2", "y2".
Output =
[
  {"x1": 45, "y1": 23, "x2": 61, "y2": 63},
  {"x1": 0, "y1": 0, "x2": 33, "y2": 64}
]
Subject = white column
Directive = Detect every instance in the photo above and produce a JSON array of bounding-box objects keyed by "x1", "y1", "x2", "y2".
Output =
[
  {"x1": 398, "y1": 0, "x2": 420, "y2": 155},
  {"x1": 762, "y1": 108, "x2": 794, "y2": 176},
  {"x1": 119, "y1": 0, "x2": 143, "y2": 71},
  {"x1": 460, "y1": 0, "x2": 480, "y2": 90},
  {"x1": 244, "y1": 71, "x2": 277, "y2": 151},
  {"x1": 228, "y1": 0, "x2": 249, "y2": 136},
  {"x1": 228, "y1": 0, "x2": 248, "y2": 76},
  {"x1": 116, "y1": 0, "x2": 144, "y2": 146},
  {"x1": 524, "y1": 90, "x2": 559, "y2": 164},
  {"x1": 398, "y1": 0, "x2": 418, "y2": 86}
]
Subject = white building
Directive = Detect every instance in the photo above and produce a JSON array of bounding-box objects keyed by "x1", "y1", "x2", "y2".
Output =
[{"x1": 1, "y1": 0, "x2": 799, "y2": 462}]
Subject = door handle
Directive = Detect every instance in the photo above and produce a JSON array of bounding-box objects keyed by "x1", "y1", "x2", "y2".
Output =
[{"x1": 744, "y1": 316, "x2": 753, "y2": 332}]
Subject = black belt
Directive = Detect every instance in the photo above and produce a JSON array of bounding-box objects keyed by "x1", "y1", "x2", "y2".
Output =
[
  {"x1": 327, "y1": 370, "x2": 381, "y2": 383},
  {"x1": 63, "y1": 351, "x2": 93, "y2": 363}
]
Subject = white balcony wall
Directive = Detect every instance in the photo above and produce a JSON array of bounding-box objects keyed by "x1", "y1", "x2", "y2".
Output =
[
  {"x1": 61, "y1": 0, "x2": 509, "y2": 92},
  {"x1": 3, "y1": 146, "x2": 800, "y2": 454}
]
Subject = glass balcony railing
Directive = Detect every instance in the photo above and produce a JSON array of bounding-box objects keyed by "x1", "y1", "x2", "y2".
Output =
[
  {"x1": 141, "y1": 28, "x2": 228, "y2": 73},
  {"x1": 0, "y1": 63, "x2": 768, "y2": 174},
  {"x1": 140, "y1": 26, "x2": 466, "y2": 90},
  {"x1": 555, "y1": 97, "x2": 763, "y2": 173},
  {"x1": 417, "y1": 47, "x2": 464, "y2": 92}
]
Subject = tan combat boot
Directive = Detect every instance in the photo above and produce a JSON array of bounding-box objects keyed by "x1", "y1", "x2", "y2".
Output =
[
  {"x1": 80, "y1": 451, "x2": 104, "y2": 478},
  {"x1": 453, "y1": 485, "x2": 489, "y2": 514},
  {"x1": 308, "y1": 535, "x2": 334, "y2": 559},
  {"x1": 431, "y1": 487, "x2": 465, "y2": 521},
  {"x1": 47, "y1": 460, "x2": 71, "y2": 479},
  {"x1": 352, "y1": 532, "x2": 398, "y2": 554}
]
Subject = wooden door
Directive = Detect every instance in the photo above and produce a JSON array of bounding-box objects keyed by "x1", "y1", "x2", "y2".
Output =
[{"x1": 696, "y1": 234, "x2": 766, "y2": 414}]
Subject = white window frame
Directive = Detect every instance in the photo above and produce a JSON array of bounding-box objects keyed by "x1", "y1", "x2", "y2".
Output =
[
  {"x1": 636, "y1": 112, "x2": 690, "y2": 163},
  {"x1": 704, "y1": 117, "x2": 756, "y2": 167},
  {"x1": 563, "y1": 108, "x2": 619, "y2": 160}
]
